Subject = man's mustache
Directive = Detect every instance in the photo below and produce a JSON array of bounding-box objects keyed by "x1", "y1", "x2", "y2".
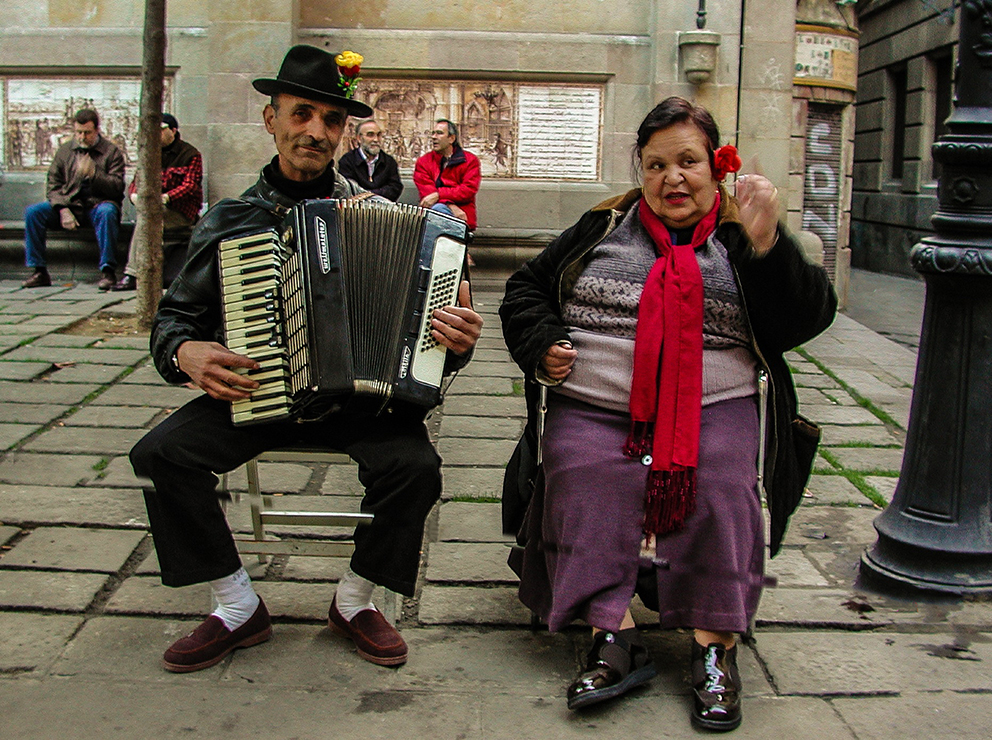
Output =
[{"x1": 296, "y1": 136, "x2": 329, "y2": 151}]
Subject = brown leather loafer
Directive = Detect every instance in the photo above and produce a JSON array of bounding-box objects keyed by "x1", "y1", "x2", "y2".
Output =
[
  {"x1": 691, "y1": 641, "x2": 743, "y2": 731},
  {"x1": 97, "y1": 269, "x2": 117, "y2": 291},
  {"x1": 328, "y1": 597, "x2": 408, "y2": 666},
  {"x1": 22, "y1": 269, "x2": 51, "y2": 288},
  {"x1": 163, "y1": 598, "x2": 272, "y2": 673}
]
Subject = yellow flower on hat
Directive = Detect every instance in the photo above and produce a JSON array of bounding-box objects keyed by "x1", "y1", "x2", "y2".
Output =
[{"x1": 335, "y1": 51, "x2": 364, "y2": 77}]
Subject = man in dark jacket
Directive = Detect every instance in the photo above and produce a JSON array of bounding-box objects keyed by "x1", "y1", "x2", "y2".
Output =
[
  {"x1": 413, "y1": 119, "x2": 481, "y2": 231},
  {"x1": 337, "y1": 119, "x2": 403, "y2": 201},
  {"x1": 22, "y1": 108, "x2": 125, "y2": 290},
  {"x1": 112, "y1": 113, "x2": 203, "y2": 291},
  {"x1": 130, "y1": 45, "x2": 482, "y2": 674}
]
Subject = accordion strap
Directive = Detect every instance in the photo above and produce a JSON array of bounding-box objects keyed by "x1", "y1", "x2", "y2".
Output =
[{"x1": 239, "y1": 196, "x2": 290, "y2": 220}]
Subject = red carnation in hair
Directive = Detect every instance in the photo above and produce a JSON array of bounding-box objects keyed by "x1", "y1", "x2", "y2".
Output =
[{"x1": 712, "y1": 144, "x2": 742, "y2": 181}]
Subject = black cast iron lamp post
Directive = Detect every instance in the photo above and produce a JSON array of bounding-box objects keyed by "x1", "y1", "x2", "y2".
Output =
[{"x1": 860, "y1": 1, "x2": 992, "y2": 594}]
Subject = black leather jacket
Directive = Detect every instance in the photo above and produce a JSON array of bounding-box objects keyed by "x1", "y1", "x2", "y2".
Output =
[{"x1": 500, "y1": 188, "x2": 838, "y2": 555}]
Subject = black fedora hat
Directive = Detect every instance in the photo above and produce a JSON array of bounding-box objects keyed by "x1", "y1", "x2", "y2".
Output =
[{"x1": 253, "y1": 45, "x2": 373, "y2": 118}]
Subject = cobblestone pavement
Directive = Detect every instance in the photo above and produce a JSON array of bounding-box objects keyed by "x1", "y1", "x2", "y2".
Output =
[{"x1": 0, "y1": 268, "x2": 989, "y2": 738}]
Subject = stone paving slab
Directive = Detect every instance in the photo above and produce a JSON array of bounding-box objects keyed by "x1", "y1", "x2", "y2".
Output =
[
  {"x1": 52, "y1": 615, "x2": 226, "y2": 683},
  {"x1": 437, "y1": 501, "x2": 507, "y2": 542},
  {"x1": 786, "y1": 504, "x2": 881, "y2": 547},
  {"x1": 798, "y1": 387, "x2": 858, "y2": 406},
  {"x1": 418, "y1": 584, "x2": 533, "y2": 625},
  {"x1": 280, "y1": 555, "x2": 350, "y2": 581},
  {"x1": 0, "y1": 422, "x2": 38, "y2": 450},
  {"x1": 459, "y1": 360, "x2": 523, "y2": 378},
  {"x1": 756, "y1": 631, "x2": 992, "y2": 695},
  {"x1": 799, "y1": 403, "x2": 883, "y2": 425},
  {"x1": 441, "y1": 466, "x2": 506, "y2": 500},
  {"x1": 0, "y1": 612, "x2": 84, "y2": 673},
  {"x1": 804, "y1": 474, "x2": 871, "y2": 505},
  {"x1": 440, "y1": 414, "x2": 524, "y2": 439},
  {"x1": 0, "y1": 526, "x2": 146, "y2": 572},
  {"x1": 320, "y1": 464, "x2": 367, "y2": 496},
  {"x1": 0, "y1": 380, "x2": 102, "y2": 405},
  {"x1": 826, "y1": 447, "x2": 904, "y2": 472},
  {"x1": 62, "y1": 405, "x2": 160, "y2": 428},
  {"x1": 0, "y1": 361, "x2": 50, "y2": 380},
  {"x1": 426, "y1": 542, "x2": 518, "y2": 584},
  {"x1": 764, "y1": 549, "x2": 830, "y2": 587},
  {"x1": 0, "y1": 569, "x2": 108, "y2": 611},
  {"x1": 0, "y1": 484, "x2": 148, "y2": 528},
  {"x1": 755, "y1": 588, "x2": 891, "y2": 627},
  {"x1": 792, "y1": 372, "x2": 841, "y2": 389},
  {"x1": 97, "y1": 336, "x2": 149, "y2": 350},
  {"x1": 0, "y1": 525, "x2": 20, "y2": 545},
  {"x1": 864, "y1": 475, "x2": 898, "y2": 503},
  {"x1": 90, "y1": 382, "x2": 202, "y2": 407},
  {"x1": 2, "y1": 345, "x2": 147, "y2": 365},
  {"x1": 831, "y1": 692, "x2": 992, "y2": 740},
  {"x1": 448, "y1": 376, "x2": 516, "y2": 395},
  {"x1": 221, "y1": 461, "x2": 314, "y2": 493},
  {"x1": 818, "y1": 424, "x2": 902, "y2": 446},
  {"x1": 443, "y1": 394, "x2": 527, "y2": 417},
  {"x1": 104, "y1": 576, "x2": 340, "y2": 621},
  {"x1": 21, "y1": 425, "x2": 147, "y2": 455},
  {"x1": 88, "y1": 455, "x2": 142, "y2": 488},
  {"x1": 437, "y1": 437, "x2": 518, "y2": 466},
  {"x1": 42, "y1": 363, "x2": 127, "y2": 384},
  {"x1": 0, "y1": 402, "x2": 68, "y2": 425},
  {"x1": 117, "y1": 364, "x2": 163, "y2": 384},
  {"x1": 0, "y1": 452, "x2": 105, "y2": 486},
  {"x1": 28, "y1": 334, "x2": 98, "y2": 348},
  {"x1": 133, "y1": 548, "x2": 269, "y2": 581}
]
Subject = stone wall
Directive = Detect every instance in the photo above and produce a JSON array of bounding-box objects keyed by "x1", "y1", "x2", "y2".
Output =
[{"x1": 0, "y1": 1, "x2": 802, "y2": 267}]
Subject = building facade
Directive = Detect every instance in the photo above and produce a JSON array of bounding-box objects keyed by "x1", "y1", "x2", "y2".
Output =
[
  {"x1": 1, "y1": 1, "x2": 851, "y2": 293},
  {"x1": 851, "y1": 0, "x2": 957, "y2": 276}
]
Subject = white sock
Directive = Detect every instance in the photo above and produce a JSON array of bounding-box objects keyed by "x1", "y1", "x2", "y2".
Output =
[
  {"x1": 335, "y1": 568, "x2": 376, "y2": 620},
  {"x1": 209, "y1": 567, "x2": 260, "y2": 631}
]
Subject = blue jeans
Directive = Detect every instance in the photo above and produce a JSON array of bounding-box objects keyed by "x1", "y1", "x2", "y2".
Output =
[
  {"x1": 24, "y1": 200, "x2": 121, "y2": 271},
  {"x1": 430, "y1": 203, "x2": 455, "y2": 218}
]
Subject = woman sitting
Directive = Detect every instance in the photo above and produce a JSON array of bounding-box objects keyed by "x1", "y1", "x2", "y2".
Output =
[{"x1": 499, "y1": 97, "x2": 836, "y2": 731}]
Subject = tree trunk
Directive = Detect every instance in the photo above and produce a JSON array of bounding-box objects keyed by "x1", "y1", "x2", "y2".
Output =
[{"x1": 135, "y1": 0, "x2": 167, "y2": 331}]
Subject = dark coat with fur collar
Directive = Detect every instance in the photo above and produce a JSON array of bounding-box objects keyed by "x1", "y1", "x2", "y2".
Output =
[{"x1": 499, "y1": 187, "x2": 837, "y2": 556}]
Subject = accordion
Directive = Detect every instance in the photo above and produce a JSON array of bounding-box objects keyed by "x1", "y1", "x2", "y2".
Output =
[{"x1": 218, "y1": 198, "x2": 468, "y2": 426}]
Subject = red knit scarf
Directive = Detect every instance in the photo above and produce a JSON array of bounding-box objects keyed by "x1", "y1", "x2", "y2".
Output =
[{"x1": 626, "y1": 194, "x2": 720, "y2": 535}]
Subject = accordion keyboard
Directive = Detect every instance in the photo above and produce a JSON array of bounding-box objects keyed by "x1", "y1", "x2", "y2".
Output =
[{"x1": 218, "y1": 231, "x2": 293, "y2": 425}]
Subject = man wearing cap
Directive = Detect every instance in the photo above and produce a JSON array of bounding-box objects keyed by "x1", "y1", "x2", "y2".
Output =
[
  {"x1": 413, "y1": 118, "x2": 481, "y2": 231},
  {"x1": 337, "y1": 119, "x2": 404, "y2": 202},
  {"x1": 112, "y1": 113, "x2": 203, "y2": 291},
  {"x1": 130, "y1": 45, "x2": 483, "y2": 673},
  {"x1": 21, "y1": 108, "x2": 125, "y2": 290}
]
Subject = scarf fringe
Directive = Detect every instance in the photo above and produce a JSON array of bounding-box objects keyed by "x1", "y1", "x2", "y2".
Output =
[
  {"x1": 643, "y1": 468, "x2": 697, "y2": 535},
  {"x1": 623, "y1": 421, "x2": 653, "y2": 458}
]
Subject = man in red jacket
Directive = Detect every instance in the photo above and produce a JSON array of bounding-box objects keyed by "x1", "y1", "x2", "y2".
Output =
[{"x1": 413, "y1": 119, "x2": 480, "y2": 231}]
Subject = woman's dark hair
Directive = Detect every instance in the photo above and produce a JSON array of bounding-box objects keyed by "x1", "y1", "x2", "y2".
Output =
[{"x1": 631, "y1": 97, "x2": 720, "y2": 181}]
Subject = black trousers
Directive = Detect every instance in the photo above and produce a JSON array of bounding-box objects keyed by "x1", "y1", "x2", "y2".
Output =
[{"x1": 131, "y1": 394, "x2": 441, "y2": 596}]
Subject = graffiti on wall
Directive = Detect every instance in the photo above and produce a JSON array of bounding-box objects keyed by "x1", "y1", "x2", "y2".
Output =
[
  {"x1": 2, "y1": 77, "x2": 172, "y2": 171},
  {"x1": 351, "y1": 79, "x2": 602, "y2": 180},
  {"x1": 803, "y1": 107, "x2": 842, "y2": 274}
]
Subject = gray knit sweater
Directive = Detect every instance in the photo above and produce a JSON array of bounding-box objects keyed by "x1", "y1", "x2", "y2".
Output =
[{"x1": 556, "y1": 203, "x2": 757, "y2": 412}]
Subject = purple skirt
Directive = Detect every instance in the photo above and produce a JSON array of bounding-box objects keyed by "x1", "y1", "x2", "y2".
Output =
[{"x1": 516, "y1": 393, "x2": 764, "y2": 633}]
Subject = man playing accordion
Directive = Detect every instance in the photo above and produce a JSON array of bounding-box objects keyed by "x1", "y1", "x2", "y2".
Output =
[{"x1": 131, "y1": 45, "x2": 483, "y2": 672}]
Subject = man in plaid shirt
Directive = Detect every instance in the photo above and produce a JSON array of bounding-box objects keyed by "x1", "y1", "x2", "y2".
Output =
[{"x1": 113, "y1": 113, "x2": 203, "y2": 291}]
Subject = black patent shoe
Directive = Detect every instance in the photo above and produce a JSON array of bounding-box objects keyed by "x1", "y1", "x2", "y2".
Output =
[
  {"x1": 567, "y1": 629, "x2": 657, "y2": 710},
  {"x1": 691, "y1": 641, "x2": 742, "y2": 731}
]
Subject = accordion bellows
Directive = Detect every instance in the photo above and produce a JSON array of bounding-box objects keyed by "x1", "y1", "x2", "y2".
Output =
[{"x1": 219, "y1": 198, "x2": 468, "y2": 425}]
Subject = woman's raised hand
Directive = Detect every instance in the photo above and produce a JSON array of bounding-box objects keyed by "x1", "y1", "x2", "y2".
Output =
[{"x1": 734, "y1": 173, "x2": 779, "y2": 257}]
